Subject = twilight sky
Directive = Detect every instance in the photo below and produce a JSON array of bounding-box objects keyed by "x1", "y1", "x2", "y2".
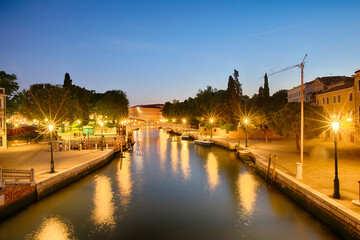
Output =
[{"x1": 0, "y1": 0, "x2": 359, "y2": 106}]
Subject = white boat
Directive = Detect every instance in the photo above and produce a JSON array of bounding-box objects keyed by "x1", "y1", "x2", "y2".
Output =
[
  {"x1": 180, "y1": 134, "x2": 191, "y2": 140},
  {"x1": 194, "y1": 139, "x2": 213, "y2": 146}
]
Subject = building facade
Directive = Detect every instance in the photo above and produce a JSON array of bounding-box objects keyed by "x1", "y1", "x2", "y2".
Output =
[
  {"x1": 128, "y1": 104, "x2": 164, "y2": 122},
  {"x1": 287, "y1": 81, "x2": 314, "y2": 103},
  {"x1": 315, "y1": 77, "x2": 355, "y2": 143},
  {"x1": 354, "y1": 70, "x2": 360, "y2": 144},
  {"x1": 0, "y1": 88, "x2": 7, "y2": 150}
]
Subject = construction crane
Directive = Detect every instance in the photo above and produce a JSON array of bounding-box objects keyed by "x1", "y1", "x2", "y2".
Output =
[{"x1": 261, "y1": 54, "x2": 308, "y2": 179}]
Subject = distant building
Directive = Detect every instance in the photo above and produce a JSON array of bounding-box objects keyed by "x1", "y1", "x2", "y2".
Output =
[
  {"x1": 0, "y1": 88, "x2": 7, "y2": 150},
  {"x1": 128, "y1": 104, "x2": 164, "y2": 122},
  {"x1": 287, "y1": 81, "x2": 314, "y2": 103}
]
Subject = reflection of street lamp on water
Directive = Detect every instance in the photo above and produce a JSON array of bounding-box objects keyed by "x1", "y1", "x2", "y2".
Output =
[
  {"x1": 226, "y1": 132, "x2": 229, "y2": 150},
  {"x1": 244, "y1": 119, "x2": 248, "y2": 147},
  {"x1": 100, "y1": 122, "x2": 104, "y2": 151},
  {"x1": 332, "y1": 121, "x2": 340, "y2": 199},
  {"x1": 210, "y1": 118, "x2": 214, "y2": 138},
  {"x1": 49, "y1": 124, "x2": 55, "y2": 173}
]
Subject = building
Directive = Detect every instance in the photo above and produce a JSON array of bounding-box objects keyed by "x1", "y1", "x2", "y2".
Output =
[
  {"x1": 0, "y1": 88, "x2": 7, "y2": 150},
  {"x1": 287, "y1": 76, "x2": 354, "y2": 104},
  {"x1": 315, "y1": 77, "x2": 355, "y2": 142},
  {"x1": 128, "y1": 104, "x2": 164, "y2": 122},
  {"x1": 287, "y1": 81, "x2": 314, "y2": 103},
  {"x1": 353, "y1": 70, "x2": 360, "y2": 144}
]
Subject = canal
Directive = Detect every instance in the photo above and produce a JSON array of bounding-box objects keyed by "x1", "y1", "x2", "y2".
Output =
[{"x1": 0, "y1": 128, "x2": 340, "y2": 239}]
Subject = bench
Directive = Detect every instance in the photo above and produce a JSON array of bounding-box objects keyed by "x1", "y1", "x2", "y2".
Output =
[{"x1": 0, "y1": 168, "x2": 35, "y2": 187}]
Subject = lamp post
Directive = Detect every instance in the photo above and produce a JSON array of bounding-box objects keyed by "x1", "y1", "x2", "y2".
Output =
[
  {"x1": 100, "y1": 122, "x2": 104, "y2": 151},
  {"x1": 49, "y1": 125, "x2": 55, "y2": 173},
  {"x1": 332, "y1": 122, "x2": 340, "y2": 199},
  {"x1": 210, "y1": 118, "x2": 214, "y2": 138},
  {"x1": 244, "y1": 119, "x2": 248, "y2": 147}
]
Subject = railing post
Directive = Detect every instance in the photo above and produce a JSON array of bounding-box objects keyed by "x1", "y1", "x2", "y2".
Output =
[
  {"x1": 95, "y1": 143, "x2": 97, "y2": 151},
  {"x1": 30, "y1": 168, "x2": 35, "y2": 186}
]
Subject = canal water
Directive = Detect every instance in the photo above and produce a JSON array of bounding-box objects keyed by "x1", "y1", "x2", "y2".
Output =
[{"x1": 0, "y1": 128, "x2": 340, "y2": 239}]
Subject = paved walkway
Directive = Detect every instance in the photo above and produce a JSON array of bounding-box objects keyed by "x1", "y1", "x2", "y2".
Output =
[
  {"x1": 211, "y1": 135, "x2": 360, "y2": 214},
  {"x1": 0, "y1": 143, "x2": 113, "y2": 182}
]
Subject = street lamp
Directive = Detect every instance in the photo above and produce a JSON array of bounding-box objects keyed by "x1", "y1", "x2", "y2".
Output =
[
  {"x1": 210, "y1": 118, "x2": 214, "y2": 138},
  {"x1": 49, "y1": 124, "x2": 55, "y2": 173},
  {"x1": 77, "y1": 120, "x2": 81, "y2": 138},
  {"x1": 332, "y1": 121, "x2": 340, "y2": 199},
  {"x1": 100, "y1": 122, "x2": 104, "y2": 151},
  {"x1": 244, "y1": 119, "x2": 248, "y2": 147}
]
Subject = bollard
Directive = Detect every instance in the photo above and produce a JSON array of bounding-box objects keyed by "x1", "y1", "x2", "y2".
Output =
[
  {"x1": 296, "y1": 162, "x2": 303, "y2": 180},
  {"x1": 95, "y1": 143, "x2": 97, "y2": 151},
  {"x1": 69, "y1": 141, "x2": 71, "y2": 151},
  {"x1": 79, "y1": 144, "x2": 82, "y2": 151},
  {"x1": 106, "y1": 143, "x2": 108, "y2": 150},
  {"x1": 0, "y1": 168, "x2": 2, "y2": 188},
  {"x1": 351, "y1": 181, "x2": 360, "y2": 207},
  {"x1": 266, "y1": 154, "x2": 272, "y2": 183}
]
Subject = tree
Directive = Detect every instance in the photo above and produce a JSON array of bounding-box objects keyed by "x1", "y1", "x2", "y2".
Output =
[
  {"x1": 252, "y1": 108, "x2": 270, "y2": 143},
  {"x1": 263, "y1": 73, "x2": 270, "y2": 99},
  {"x1": 20, "y1": 84, "x2": 75, "y2": 124},
  {"x1": 0, "y1": 71, "x2": 19, "y2": 97},
  {"x1": 63, "y1": 72, "x2": 72, "y2": 90},
  {"x1": 96, "y1": 90, "x2": 129, "y2": 121},
  {"x1": 270, "y1": 102, "x2": 326, "y2": 151}
]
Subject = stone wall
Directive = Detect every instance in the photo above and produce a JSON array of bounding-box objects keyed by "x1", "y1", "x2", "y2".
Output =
[{"x1": 255, "y1": 155, "x2": 360, "y2": 240}]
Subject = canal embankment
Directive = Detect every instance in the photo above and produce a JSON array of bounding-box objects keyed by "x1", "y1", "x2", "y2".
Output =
[
  {"x1": 0, "y1": 149, "x2": 115, "y2": 221},
  {"x1": 248, "y1": 152, "x2": 360, "y2": 240}
]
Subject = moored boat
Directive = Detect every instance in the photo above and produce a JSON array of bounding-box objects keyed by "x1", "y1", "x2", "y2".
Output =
[
  {"x1": 194, "y1": 139, "x2": 213, "y2": 146},
  {"x1": 180, "y1": 134, "x2": 191, "y2": 140}
]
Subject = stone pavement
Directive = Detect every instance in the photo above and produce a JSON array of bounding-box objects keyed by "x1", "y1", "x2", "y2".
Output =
[
  {"x1": 211, "y1": 135, "x2": 360, "y2": 214},
  {"x1": 0, "y1": 143, "x2": 113, "y2": 182}
]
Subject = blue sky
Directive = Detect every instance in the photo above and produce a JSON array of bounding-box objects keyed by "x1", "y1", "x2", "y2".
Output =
[{"x1": 1, "y1": 0, "x2": 359, "y2": 106}]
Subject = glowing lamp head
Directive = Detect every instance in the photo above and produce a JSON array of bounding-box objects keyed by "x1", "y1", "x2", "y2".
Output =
[
  {"x1": 244, "y1": 119, "x2": 248, "y2": 124},
  {"x1": 77, "y1": 120, "x2": 81, "y2": 124},
  {"x1": 172, "y1": 119, "x2": 175, "y2": 122},
  {"x1": 49, "y1": 125, "x2": 54, "y2": 131},
  {"x1": 45, "y1": 118, "x2": 48, "y2": 122},
  {"x1": 332, "y1": 122, "x2": 339, "y2": 132},
  {"x1": 210, "y1": 118, "x2": 214, "y2": 123},
  {"x1": 183, "y1": 119, "x2": 186, "y2": 124},
  {"x1": 100, "y1": 122, "x2": 104, "y2": 127}
]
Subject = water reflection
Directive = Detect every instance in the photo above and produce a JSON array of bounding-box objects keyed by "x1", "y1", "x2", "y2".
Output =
[
  {"x1": 180, "y1": 140, "x2": 191, "y2": 181},
  {"x1": 171, "y1": 141, "x2": 179, "y2": 174},
  {"x1": 26, "y1": 216, "x2": 75, "y2": 240},
  {"x1": 91, "y1": 176, "x2": 115, "y2": 230},
  {"x1": 117, "y1": 158, "x2": 133, "y2": 210},
  {"x1": 205, "y1": 152, "x2": 220, "y2": 191},
  {"x1": 237, "y1": 172, "x2": 258, "y2": 218},
  {"x1": 158, "y1": 129, "x2": 168, "y2": 171}
]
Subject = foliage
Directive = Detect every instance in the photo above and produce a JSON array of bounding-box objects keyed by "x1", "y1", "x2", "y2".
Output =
[
  {"x1": 220, "y1": 123, "x2": 237, "y2": 132},
  {"x1": 0, "y1": 71, "x2": 19, "y2": 97},
  {"x1": 20, "y1": 83, "x2": 75, "y2": 123},
  {"x1": 95, "y1": 90, "x2": 129, "y2": 121},
  {"x1": 270, "y1": 102, "x2": 326, "y2": 151}
]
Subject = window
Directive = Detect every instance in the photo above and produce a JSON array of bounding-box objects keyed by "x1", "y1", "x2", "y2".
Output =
[
  {"x1": 317, "y1": 99, "x2": 319, "y2": 105},
  {"x1": 358, "y1": 80, "x2": 360, "y2": 91},
  {"x1": 0, "y1": 117, "x2": 2, "y2": 128},
  {"x1": 333, "y1": 96, "x2": 336, "y2": 104},
  {"x1": 322, "y1": 98, "x2": 325, "y2": 104},
  {"x1": 0, "y1": 98, "x2": 2, "y2": 108},
  {"x1": 349, "y1": 92, "x2": 353, "y2": 102},
  {"x1": 349, "y1": 110, "x2": 353, "y2": 118},
  {"x1": 338, "y1": 95, "x2": 341, "y2": 103},
  {"x1": 327, "y1": 97, "x2": 329, "y2": 104},
  {"x1": 0, "y1": 136, "x2": 2, "y2": 147}
]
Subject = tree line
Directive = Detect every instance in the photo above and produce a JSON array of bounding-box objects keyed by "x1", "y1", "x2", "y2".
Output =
[
  {"x1": 162, "y1": 70, "x2": 326, "y2": 151},
  {"x1": 1, "y1": 71, "x2": 129, "y2": 126}
]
